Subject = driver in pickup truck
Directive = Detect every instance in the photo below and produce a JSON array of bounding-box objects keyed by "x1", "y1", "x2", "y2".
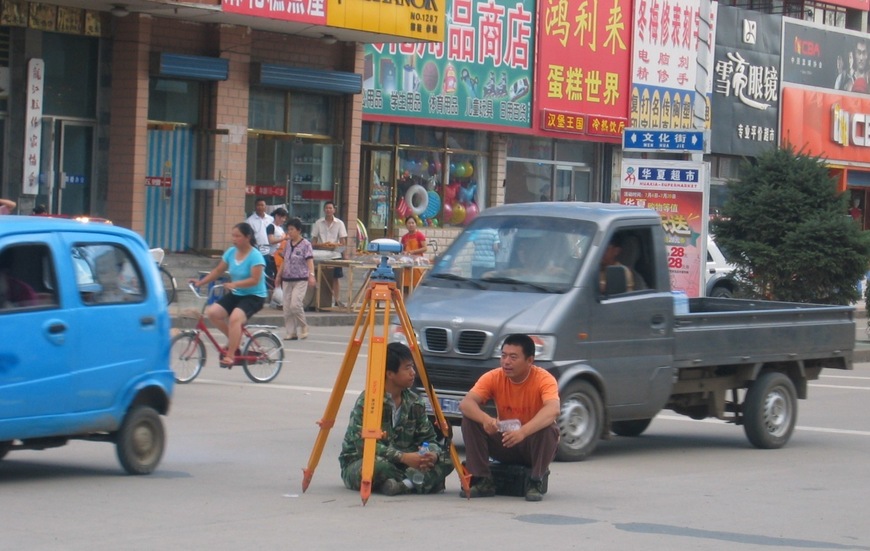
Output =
[
  {"x1": 599, "y1": 233, "x2": 640, "y2": 292},
  {"x1": 459, "y1": 333, "x2": 560, "y2": 502}
]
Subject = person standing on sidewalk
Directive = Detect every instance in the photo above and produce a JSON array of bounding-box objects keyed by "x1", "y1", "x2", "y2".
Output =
[
  {"x1": 458, "y1": 333, "x2": 560, "y2": 501},
  {"x1": 280, "y1": 217, "x2": 315, "y2": 340},
  {"x1": 246, "y1": 198, "x2": 274, "y2": 256},
  {"x1": 311, "y1": 201, "x2": 348, "y2": 307}
]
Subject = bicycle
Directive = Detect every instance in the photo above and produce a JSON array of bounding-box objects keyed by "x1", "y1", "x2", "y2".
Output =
[
  {"x1": 170, "y1": 283, "x2": 285, "y2": 384},
  {"x1": 149, "y1": 248, "x2": 177, "y2": 305}
]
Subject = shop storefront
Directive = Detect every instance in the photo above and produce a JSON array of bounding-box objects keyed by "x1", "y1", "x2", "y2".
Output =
[
  {"x1": 246, "y1": 75, "x2": 358, "y2": 239},
  {"x1": 360, "y1": 124, "x2": 488, "y2": 241}
]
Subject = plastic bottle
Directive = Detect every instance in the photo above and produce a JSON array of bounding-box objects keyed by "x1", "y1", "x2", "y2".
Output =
[
  {"x1": 672, "y1": 290, "x2": 689, "y2": 315},
  {"x1": 410, "y1": 442, "x2": 429, "y2": 492}
]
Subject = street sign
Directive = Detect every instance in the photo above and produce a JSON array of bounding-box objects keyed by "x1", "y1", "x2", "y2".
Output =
[{"x1": 623, "y1": 128, "x2": 707, "y2": 153}]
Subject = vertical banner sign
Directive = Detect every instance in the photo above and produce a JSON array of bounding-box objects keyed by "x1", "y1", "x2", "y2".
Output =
[
  {"x1": 362, "y1": 0, "x2": 534, "y2": 129},
  {"x1": 23, "y1": 58, "x2": 44, "y2": 196},
  {"x1": 630, "y1": 0, "x2": 717, "y2": 130},
  {"x1": 534, "y1": 0, "x2": 632, "y2": 141},
  {"x1": 620, "y1": 159, "x2": 708, "y2": 296},
  {"x1": 710, "y1": 6, "x2": 780, "y2": 156}
]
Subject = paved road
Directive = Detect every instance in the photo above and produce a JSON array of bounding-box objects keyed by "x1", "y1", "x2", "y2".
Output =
[{"x1": 3, "y1": 326, "x2": 869, "y2": 550}]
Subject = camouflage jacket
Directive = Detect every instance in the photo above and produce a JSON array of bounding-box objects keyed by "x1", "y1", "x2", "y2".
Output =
[{"x1": 339, "y1": 389, "x2": 442, "y2": 470}]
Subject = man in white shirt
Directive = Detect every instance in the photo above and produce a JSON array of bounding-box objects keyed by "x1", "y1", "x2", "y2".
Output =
[
  {"x1": 311, "y1": 201, "x2": 348, "y2": 307},
  {"x1": 246, "y1": 199, "x2": 274, "y2": 256}
]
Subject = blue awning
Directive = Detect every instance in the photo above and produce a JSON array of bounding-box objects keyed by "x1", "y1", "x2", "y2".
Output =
[
  {"x1": 252, "y1": 63, "x2": 361, "y2": 95},
  {"x1": 151, "y1": 53, "x2": 229, "y2": 81}
]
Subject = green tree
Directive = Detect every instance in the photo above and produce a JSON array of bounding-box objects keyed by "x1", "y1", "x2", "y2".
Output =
[{"x1": 712, "y1": 146, "x2": 870, "y2": 305}]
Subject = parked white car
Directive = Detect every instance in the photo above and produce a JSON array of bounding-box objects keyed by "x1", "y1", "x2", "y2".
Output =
[{"x1": 706, "y1": 236, "x2": 738, "y2": 298}]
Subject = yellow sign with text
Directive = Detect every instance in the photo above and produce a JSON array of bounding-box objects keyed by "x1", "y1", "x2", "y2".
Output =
[{"x1": 327, "y1": 0, "x2": 444, "y2": 42}]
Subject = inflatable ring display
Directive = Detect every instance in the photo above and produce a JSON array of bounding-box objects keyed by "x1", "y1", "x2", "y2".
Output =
[
  {"x1": 421, "y1": 191, "x2": 441, "y2": 219},
  {"x1": 356, "y1": 219, "x2": 368, "y2": 252},
  {"x1": 405, "y1": 184, "x2": 429, "y2": 216}
]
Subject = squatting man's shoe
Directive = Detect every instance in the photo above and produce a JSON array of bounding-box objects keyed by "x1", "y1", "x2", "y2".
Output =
[
  {"x1": 525, "y1": 479, "x2": 544, "y2": 502},
  {"x1": 459, "y1": 476, "x2": 495, "y2": 498}
]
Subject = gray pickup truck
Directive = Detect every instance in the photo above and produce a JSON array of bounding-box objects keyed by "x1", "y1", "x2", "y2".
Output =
[{"x1": 397, "y1": 202, "x2": 854, "y2": 461}]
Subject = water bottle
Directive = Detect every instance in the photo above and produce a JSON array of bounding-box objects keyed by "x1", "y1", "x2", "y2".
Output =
[
  {"x1": 410, "y1": 442, "x2": 429, "y2": 493},
  {"x1": 672, "y1": 290, "x2": 689, "y2": 315}
]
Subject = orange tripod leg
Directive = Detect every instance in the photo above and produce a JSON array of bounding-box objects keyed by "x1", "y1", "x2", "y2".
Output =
[
  {"x1": 301, "y1": 287, "x2": 372, "y2": 493},
  {"x1": 358, "y1": 282, "x2": 393, "y2": 503}
]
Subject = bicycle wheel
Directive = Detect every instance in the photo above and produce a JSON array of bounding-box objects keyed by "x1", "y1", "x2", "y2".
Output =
[
  {"x1": 159, "y1": 265, "x2": 177, "y2": 305},
  {"x1": 170, "y1": 331, "x2": 205, "y2": 383},
  {"x1": 242, "y1": 330, "x2": 285, "y2": 383}
]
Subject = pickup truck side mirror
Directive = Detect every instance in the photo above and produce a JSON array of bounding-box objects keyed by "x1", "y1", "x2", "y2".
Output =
[{"x1": 603, "y1": 265, "x2": 627, "y2": 296}]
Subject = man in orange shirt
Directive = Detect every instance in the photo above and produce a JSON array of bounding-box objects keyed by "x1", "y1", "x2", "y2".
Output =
[{"x1": 459, "y1": 333, "x2": 560, "y2": 501}]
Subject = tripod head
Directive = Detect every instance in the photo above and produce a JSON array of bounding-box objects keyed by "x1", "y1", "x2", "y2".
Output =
[{"x1": 367, "y1": 238, "x2": 403, "y2": 281}]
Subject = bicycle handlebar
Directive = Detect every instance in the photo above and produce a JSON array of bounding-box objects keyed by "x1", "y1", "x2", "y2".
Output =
[{"x1": 189, "y1": 282, "x2": 224, "y2": 299}]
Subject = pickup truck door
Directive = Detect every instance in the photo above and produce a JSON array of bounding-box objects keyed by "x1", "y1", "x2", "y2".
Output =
[{"x1": 586, "y1": 290, "x2": 675, "y2": 414}]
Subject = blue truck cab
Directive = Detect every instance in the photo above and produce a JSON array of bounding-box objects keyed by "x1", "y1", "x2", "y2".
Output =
[{"x1": 0, "y1": 217, "x2": 174, "y2": 474}]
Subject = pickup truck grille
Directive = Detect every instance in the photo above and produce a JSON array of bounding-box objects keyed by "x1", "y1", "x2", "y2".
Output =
[
  {"x1": 457, "y1": 331, "x2": 487, "y2": 354},
  {"x1": 424, "y1": 328, "x2": 449, "y2": 352},
  {"x1": 421, "y1": 364, "x2": 479, "y2": 390},
  {"x1": 422, "y1": 327, "x2": 490, "y2": 356}
]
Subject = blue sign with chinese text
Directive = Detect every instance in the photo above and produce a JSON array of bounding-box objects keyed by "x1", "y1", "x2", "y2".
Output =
[{"x1": 623, "y1": 128, "x2": 706, "y2": 153}]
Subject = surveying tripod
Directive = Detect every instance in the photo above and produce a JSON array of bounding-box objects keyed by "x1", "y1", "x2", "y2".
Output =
[{"x1": 301, "y1": 243, "x2": 471, "y2": 504}]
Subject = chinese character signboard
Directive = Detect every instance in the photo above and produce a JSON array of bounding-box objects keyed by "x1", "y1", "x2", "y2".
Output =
[
  {"x1": 223, "y1": 0, "x2": 444, "y2": 42},
  {"x1": 23, "y1": 58, "x2": 44, "y2": 196},
  {"x1": 710, "y1": 6, "x2": 780, "y2": 156},
  {"x1": 362, "y1": 0, "x2": 534, "y2": 129},
  {"x1": 630, "y1": 0, "x2": 717, "y2": 130},
  {"x1": 620, "y1": 159, "x2": 708, "y2": 296},
  {"x1": 623, "y1": 128, "x2": 705, "y2": 152},
  {"x1": 535, "y1": 0, "x2": 632, "y2": 142},
  {"x1": 222, "y1": 0, "x2": 326, "y2": 26}
]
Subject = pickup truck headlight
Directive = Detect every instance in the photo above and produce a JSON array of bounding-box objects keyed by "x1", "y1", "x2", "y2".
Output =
[{"x1": 492, "y1": 335, "x2": 556, "y2": 361}]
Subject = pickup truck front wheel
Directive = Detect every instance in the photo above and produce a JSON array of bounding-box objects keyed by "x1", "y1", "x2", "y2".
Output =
[
  {"x1": 116, "y1": 406, "x2": 165, "y2": 475},
  {"x1": 743, "y1": 372, "x2": 797, "y2": 449},
  {"x1": 556, "y1": 381, "x2": 603, "y2": 462}
]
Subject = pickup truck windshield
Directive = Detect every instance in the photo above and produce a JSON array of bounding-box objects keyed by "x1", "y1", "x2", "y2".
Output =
[{"x1": 430, "y1": 216, "x2": 595, "y2": 289}]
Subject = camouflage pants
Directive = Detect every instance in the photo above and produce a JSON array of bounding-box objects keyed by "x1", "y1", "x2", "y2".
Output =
[{"x1": 341, "y1": 457, "x2": 454, "y2": 494}]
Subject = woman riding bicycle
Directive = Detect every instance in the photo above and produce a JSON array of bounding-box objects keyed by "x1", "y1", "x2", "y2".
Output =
[{"x1": 190, "y1": 222, "x2": 267, "y2": 368}]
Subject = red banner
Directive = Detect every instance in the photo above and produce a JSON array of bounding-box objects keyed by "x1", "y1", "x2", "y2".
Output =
[
  {"x1": 222, "y1": 0, "x2": 326, "y2": 25},
  {"x1": 534, "y1": 0, "x2": 632, "y2": 142},
  {"x1": 781, "y1": 87, "x2": 870, "y2": 166}
]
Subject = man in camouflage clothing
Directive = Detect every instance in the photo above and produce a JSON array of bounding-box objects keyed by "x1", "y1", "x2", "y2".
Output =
[{"x1": 339, "y1": 342, "x2": 454, "y2": 495}]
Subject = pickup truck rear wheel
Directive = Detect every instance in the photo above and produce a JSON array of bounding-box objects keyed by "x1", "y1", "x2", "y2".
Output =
[
  {"x1": 556, "y1": 380, "x2": 603, "y2": 462},
  {"x1": 116, "y1": 406, "x2": 165, "y2": 475},
  {"x1": 611, "y1": 418, "x2": 652, "y2": 437},
  {"x1": 743, "y1": 372, "x2": 797, "y2": 449}
]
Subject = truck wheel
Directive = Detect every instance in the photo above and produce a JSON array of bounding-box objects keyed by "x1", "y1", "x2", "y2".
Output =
[
  {"x1": 116, "y1": 406, "x2": 165, "y2": 475},
  {"x1": 0, "y1": 440, "x2": 11, "y2": 460},
  {"x1": 611, "y1": 418, "x2": 652, "y2": 437},
  {"x1": 743, "y1": 372, "x2": 797, "y2": 449},
  {"x1": 710, "y1": 285, "x2": 732, "y2": 298},
  {"x1": 556, "y1": 380, "x2": 603, "y2": 462}
]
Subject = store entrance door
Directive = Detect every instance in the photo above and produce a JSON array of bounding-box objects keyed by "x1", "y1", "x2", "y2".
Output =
[
  {"x1": 555, "y1": 165, "x2": 592, "y2": 202},
  {"x1": 52, "y1": 120, "x2": 95, "y2": 216},
  {"x1": 361, "y1": 148, "x2": 393, "y2": 240}
]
